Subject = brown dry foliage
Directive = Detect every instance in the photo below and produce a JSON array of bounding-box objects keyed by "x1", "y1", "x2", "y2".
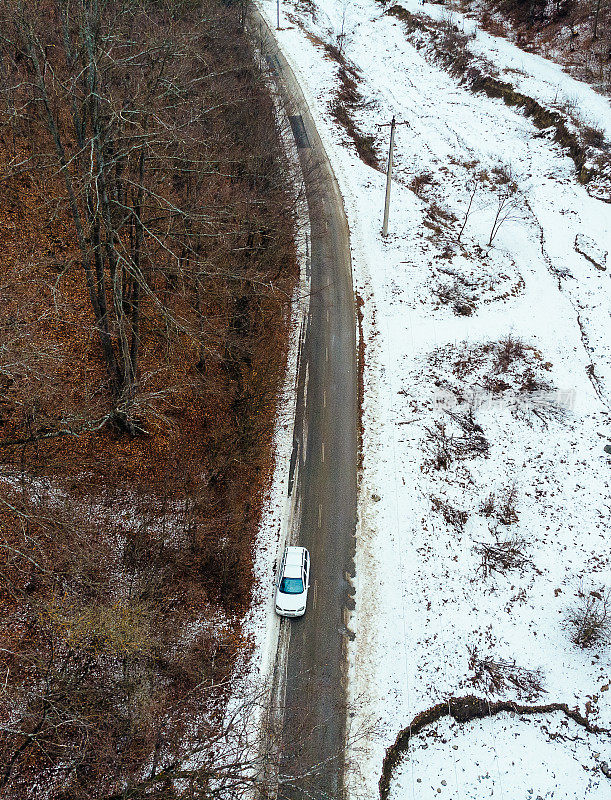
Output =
[{"x1": 0, "y1": 0, "x2": 297, "y2": 796}]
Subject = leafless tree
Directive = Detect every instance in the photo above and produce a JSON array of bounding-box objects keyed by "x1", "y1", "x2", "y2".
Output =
[
  {"x1": 457, "y1": 180, "x2": 478, "y2": 243},
  {"x1": 1, "y1": 0, "x2": 294, "y2": 436},
  {"x1": 0, "y1": 2, "x2": 299, "y2": 797},
  {"x1": 487, "y1": 173, "x2": 521, "y2": 246}
]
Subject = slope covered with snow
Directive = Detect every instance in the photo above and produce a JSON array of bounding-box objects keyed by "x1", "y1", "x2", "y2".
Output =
[{"x1": 258, "y1": 0, "x2": 611, "y2": 796}]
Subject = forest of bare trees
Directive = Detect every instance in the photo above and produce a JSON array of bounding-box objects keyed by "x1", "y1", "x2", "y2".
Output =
[{"x1": 0, "y1": 0, "x2": 298, "y2": 796}]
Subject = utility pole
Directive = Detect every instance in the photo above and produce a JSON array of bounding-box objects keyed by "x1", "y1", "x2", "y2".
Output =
[
  {"x1": 380, "y1": 116, "x2": 408, "y2": 237},
  {"x1": 277, "y1": 0, "x2": 280, "y2": 29}
]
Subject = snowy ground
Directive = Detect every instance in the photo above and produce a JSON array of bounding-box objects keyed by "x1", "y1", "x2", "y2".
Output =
[
  {"x1": 256, "y1": 0, "x2": 611, "y2": 796},
  {"x1": 392, "y1": 711, "x2": 609, "y2": 800},
  {"x1": 406, "y1": 0, "x2": 611, "y2": 138}
]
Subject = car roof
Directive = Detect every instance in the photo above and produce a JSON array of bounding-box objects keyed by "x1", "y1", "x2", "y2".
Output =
[
  {"x1": 283, "y1": 546, "x2": 307, "y2": 577},
  {"x1": 285, "y1": 546, "x2": 307, "y2": 564}
]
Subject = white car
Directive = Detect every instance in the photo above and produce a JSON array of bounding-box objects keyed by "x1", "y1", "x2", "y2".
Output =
[{"x1": 275, "y1": 546, "x2": 310, "y2": 617}]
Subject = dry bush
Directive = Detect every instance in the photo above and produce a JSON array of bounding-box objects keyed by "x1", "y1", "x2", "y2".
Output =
[
  {"x1": 427, "y1": 200, "x2": 458, "y2": 224},
  {"x1": 431, "y1": 495, "x2": 469, "y2": 531},
  {"x1": 424, "y1": 421, "x2": 454, "y2": 470},
  {"x1": 409, "y1": 171, "x2": 436, "y2": 197},
  {"x1": 497, "y1": 484, "x2": 519, "y2": 524},
  {"x1": 480, "y1": 484, "x2": 519, "y2": 525},
  {"x1": 475, "y1": 528, "x2": 530, "y2": 576},
  {"x1": 451, "y1": 338, "x2": 554, "y2": 406},
  {"x1": 467, "y1": 646, "x2": 545, "y2": 699},
  {"x1": 451, "y1": 344, "x2": 490, "y2": 380},
  {"x1": 480, "y1": 493, "x2": 497, "y2": 517},
  {"x1": 433, "y1": 281, "x2": 475, "y2": 316},
  {"x1": 566, "y1": 589, "x2": 611, "y2": 648},
  {"x1": 423, "y1": 408, "x2": 488, "y2": 469},
  {"x1": 494, "y1": 334, "x2": 526, "y2": 372},
  {"x1": 434, "y1": 11, "x2": 475, "y2": 76},
  {"x1": 445, "y1": 407, "x2": 489, "y2": 455},
  {"x1": 581, "y1": 124, "x2": 606, "y2": 148},
  {"x1": 520, "y1": 366, "x2": 549, "y2": 393}
]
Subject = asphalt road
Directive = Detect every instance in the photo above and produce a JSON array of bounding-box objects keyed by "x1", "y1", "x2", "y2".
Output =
[{"x1": 250, "y1": 11, "x2": 358, "y2": 800}]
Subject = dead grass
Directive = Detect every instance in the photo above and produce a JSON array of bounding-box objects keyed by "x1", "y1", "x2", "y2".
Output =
[
  {"x1": 431, "y1": 495, "x2": 469, "y2": 531},
  {"x1": 330, "y1": 65, "x2": 379, "y2": 168},
  {"x1": 475, "y1": 528, "x2": 531, "y2": 576},
  {"x1": 467, "y1": 645, "x2": 545, "y2": 699},
  {"x1": 305, "y1": 27, "x2": 380, "y2": 168}
]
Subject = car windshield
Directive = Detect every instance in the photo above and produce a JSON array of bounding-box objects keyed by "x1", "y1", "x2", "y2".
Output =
[{"x1": 280, "y1": 577, "x2": 304, "y2": 594}]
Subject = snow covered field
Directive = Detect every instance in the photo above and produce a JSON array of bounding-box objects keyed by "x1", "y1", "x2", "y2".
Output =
[
  {"x1": 256, "y1": 0, "x2": 611, "y2": 796},
  {"x1": 390, "y1": 711, "x2": 609, "y2": 799}
]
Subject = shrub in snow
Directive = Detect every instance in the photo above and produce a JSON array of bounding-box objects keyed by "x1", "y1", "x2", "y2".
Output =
[
  {"x1": 430, "y1": 495, "x2": 469, "y2": 531},
  {"x1": 409, "y1": 171, "x2": 436, "y2": 198},
  {"x1": 433, "y1": 281, "x2": 476, "y2": 316},
  {"x1": 467, "y1": 645, "x2": 545, "y2": 699},
  {"x1": 479, "y1": 484, "x2": 519, "y2": 524},
  {"x1": 475, "y1": 527, "x2": 531, "y2": 577},
  {"x1": 566, "y1": 589, "x2": 611, "y2": 649},
  {"x1": 423, "y1": 408, "x2": 489, "y2": 470}
]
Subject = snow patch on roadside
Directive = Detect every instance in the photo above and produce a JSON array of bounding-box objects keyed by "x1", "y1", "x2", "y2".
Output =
[{"x1": 401, "y1": 0, "x2": 611, "y2": 139}]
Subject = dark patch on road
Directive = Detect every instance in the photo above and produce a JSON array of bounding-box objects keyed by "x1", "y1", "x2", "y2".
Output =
[{"x1": 289, "y1": 114, "x2": 311, "y2": 149}]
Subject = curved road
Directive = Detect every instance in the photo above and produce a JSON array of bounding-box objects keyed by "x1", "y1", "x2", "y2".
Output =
[{"x1": 251, "y1": 10, "x2": 358, "y2": 800}]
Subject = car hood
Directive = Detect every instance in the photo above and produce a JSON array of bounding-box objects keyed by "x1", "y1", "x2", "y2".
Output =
[{"x1": 275, "y1": 591, "x2": 306, "y2": 611}]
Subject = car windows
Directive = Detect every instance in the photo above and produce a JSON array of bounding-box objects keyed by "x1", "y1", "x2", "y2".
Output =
[{"x1": 280, "y1": 577, "x2": 304, "y2": 594}]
